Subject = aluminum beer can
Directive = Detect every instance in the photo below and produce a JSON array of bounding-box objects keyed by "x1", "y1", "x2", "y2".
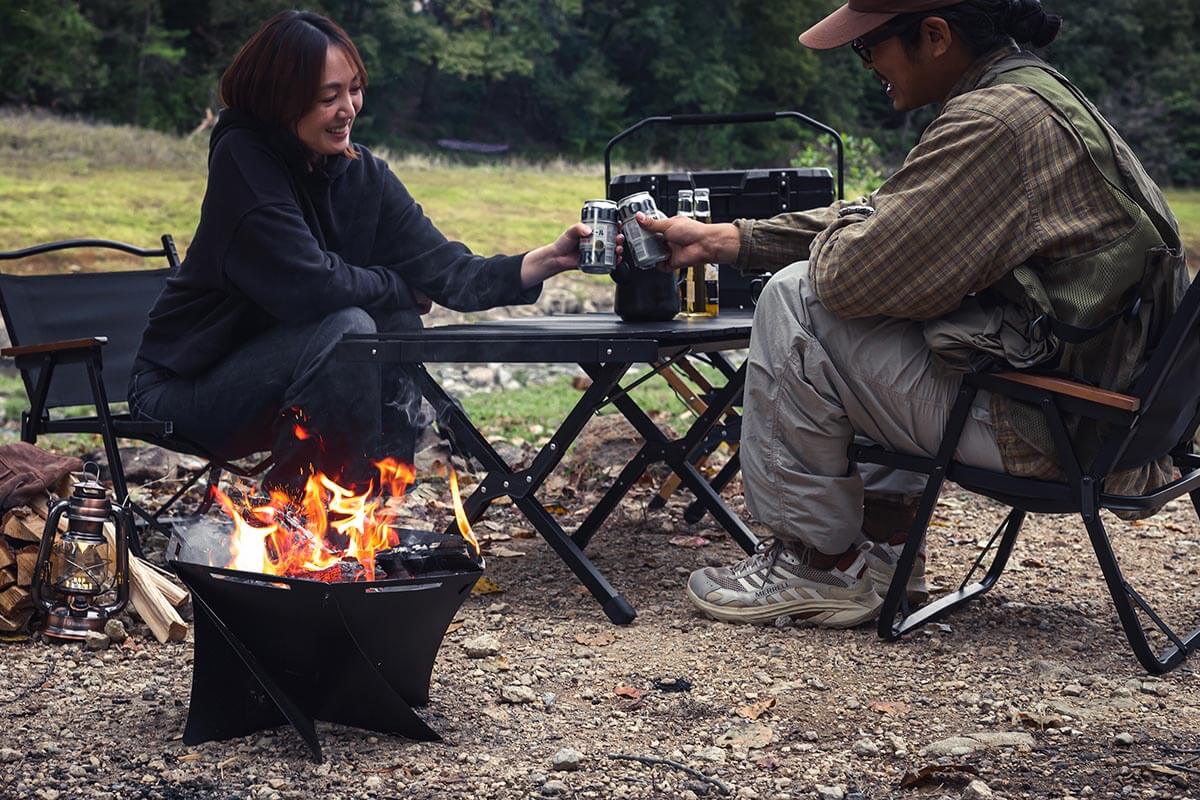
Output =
[
  {"x1": 578, "y1": 199, "x2": 619, "y2": 274},
  {"x1": 617, "y1": 192, "x2": 670, "y2": 269}
]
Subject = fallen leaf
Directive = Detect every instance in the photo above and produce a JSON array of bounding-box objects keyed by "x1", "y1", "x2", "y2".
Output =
[
  {"x1": 544, "y1": 503, "x2": 571, "y2": 516},
  {"x1": 446, "y1": 621, "x2": 465, "y2": 633},
  {"x1": 736, "y1": 697, "x2": 776, "y2": 720},
  {"x1": 614, "y1": 684, "x2": 644, "y2": 700},
  {"x1": 488, "y1": 545, "x2": 526, "y2": 558},
  {"x1": 470, "y1": 576, "x2": 504, "y2": 596},
  {"x1": 575, "y1": 631, "x2": 615, "y2": 647},
  {"x1": 1016, "y1": 710, "x2": 1065, "y2": 730},
  {"x1": 1020, "y1": 557, "x2": 1046, "y2": 569},
  {"x1": 716, "y1": 722, "x2": 773, "y2": 750},
  {"x1": 899, "y1": 764, "x2": 979, "y2": 789},
  {"x1": 669, "y1": 535, "x2": 709, "y2": 548},
  {"x1": 869, "y1": 700, "x2": 911, "y2": 716},
  {"x1": 177, "y1": 753, "x2": 202, "y2": 763}
]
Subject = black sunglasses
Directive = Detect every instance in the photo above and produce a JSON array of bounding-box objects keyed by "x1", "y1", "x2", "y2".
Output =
[{"x1": 850, "y1": 16, "x2": 924, "y2": 63}]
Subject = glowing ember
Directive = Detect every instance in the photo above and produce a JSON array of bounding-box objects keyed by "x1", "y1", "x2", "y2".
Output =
[{"x1": 214, "y1": 454, "x2": 476, "y2": 582}]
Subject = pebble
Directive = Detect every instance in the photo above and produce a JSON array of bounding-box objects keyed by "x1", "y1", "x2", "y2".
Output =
[
  {"x1": 464, "y1": 634, "x2": 502, "y2": 658},
  {"x1": 695, "y1": 746, "x2": 727, "y2": 764},
  {"x1": 84, "y1": 631, "x2": 110, "y2": 651},
  {"x1": 103, "y1": 619, "x2": 128, "y2": 644},
  {"x1": 852, "y1": 738, "x2": 879, "y2": 756},
  {"x1": 541, "y1": 779, "x2": 569, "y2": 796},
  {"x1": 963, "y1": 779, "x2": 994, "y2": 800},
  {"x1": 815, "y1": 785, "x2": 846, "y2": 800},
  {"x1": 501, "y1": 685, "x2": 538, "y2": 704},
  {"x1": 0, "y1": 748, "x2": 21, "y2": 762},
  {"x1": 551, "y1": 748, "x2": 582, "y2": 771},
  {"x1": 1113, "y1": 732, "x2": 1136, "y2": 746}
]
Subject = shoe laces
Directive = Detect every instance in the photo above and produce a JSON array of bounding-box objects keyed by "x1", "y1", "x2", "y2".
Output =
[{"x1": 729, "y1": 538, "x2": 797, "y2": 577}]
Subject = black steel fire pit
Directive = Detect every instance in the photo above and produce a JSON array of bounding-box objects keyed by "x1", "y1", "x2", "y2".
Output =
[{"x1": 168, "y1": 529, "x2": 482, "y2": 762}]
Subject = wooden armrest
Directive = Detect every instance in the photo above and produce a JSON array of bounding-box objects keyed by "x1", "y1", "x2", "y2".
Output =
[
  {"x1": 992, "y1": 372, "x2": 1140, "y2": 412},
  {"x1": 1, "y1": 336, "x2": 108, "y2": 358}
]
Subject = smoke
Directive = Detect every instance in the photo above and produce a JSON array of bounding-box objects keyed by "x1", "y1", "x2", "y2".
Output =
[{"x1": 168, "y1": 516, "x2": 235, "y2": 566}]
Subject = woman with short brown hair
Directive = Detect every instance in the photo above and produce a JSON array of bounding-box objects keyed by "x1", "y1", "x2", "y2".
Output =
[{"x1": 129, "y1": 10, "x2": 589, "y2": 493}]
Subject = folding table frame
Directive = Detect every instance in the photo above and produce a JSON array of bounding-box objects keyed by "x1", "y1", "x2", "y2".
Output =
[{"x1": 337, "y1": 313, "x2": 759, "y2": 624}]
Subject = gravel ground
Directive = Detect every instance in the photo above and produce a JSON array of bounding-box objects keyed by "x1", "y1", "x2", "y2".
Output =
[{"x1": 2, "y1": 410, "x2": 1199, "y2": 800}]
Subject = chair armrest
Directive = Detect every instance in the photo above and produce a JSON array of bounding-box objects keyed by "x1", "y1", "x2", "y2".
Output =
[
  {"x1": 1, "y1": 336, "x2": 108, "y2": 358},
  {"x1": 989, "y1": 372, "x2": 1140, "y2": 413}
]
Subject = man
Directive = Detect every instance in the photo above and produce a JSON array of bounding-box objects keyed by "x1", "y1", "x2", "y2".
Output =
[{"x1": 639, "y1": 0, "x2": 1187, "y2": 627}]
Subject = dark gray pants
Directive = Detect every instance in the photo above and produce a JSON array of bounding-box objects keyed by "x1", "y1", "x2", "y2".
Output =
[{"x1": 129, "y1": 307, "x2": 423, "y2": 493}]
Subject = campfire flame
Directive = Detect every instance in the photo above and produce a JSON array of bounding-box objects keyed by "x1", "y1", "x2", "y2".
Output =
[{"x1": 214, "y1": 455, "x2": 478, "y2": 582}]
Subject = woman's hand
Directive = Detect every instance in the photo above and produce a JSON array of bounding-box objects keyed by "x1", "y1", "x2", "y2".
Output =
[
  {"x1": 635, "y1": 212, "x2": 741, "y2": 271},
  {"x1": 520, "y1": 222, "x2": 624, "y2": 288}
]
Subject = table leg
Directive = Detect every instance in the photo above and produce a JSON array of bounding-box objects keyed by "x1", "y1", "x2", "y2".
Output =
[
  {"x1": 407, "y1": 363, "x2": 638, "y2": 624},
  {"x1": 584, "y1": 362, "x2": 758, "y2": 555}
]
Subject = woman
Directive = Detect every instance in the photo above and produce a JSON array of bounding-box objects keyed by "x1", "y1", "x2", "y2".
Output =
[
  {"x1": 129, "y1": 10, "x2": 590, "y2": 493},
  {"x1": 640, "y1": 0, "x2": 1187, "y2": 626}
]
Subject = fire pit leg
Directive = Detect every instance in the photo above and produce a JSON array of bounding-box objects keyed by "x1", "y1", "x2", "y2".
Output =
[{"x1": 185, "y1": 591, "x2": 324, "y2": 762}]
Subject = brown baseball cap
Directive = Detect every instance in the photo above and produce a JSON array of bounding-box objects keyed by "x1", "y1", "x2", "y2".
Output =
[{"x1": 799, "y1": 0, "x2": 963, "y2": 49}]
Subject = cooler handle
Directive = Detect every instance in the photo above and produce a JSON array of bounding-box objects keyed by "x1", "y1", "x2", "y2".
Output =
[{"x1": 603, "y1": 111, "x2": 845, "y2": 201}]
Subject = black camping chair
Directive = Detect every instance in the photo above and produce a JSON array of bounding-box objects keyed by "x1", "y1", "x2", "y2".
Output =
[
  {"x1": 0, "y1": 237, "x2": 271, "y2": 551},
  {"x1": 850, "y1": 273, "x2": 1200, "y2": 674}
]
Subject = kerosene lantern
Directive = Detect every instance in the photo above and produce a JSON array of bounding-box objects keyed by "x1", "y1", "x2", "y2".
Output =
[{"x1": 30, "y1": 465, "x2": 131, "y2": 640}]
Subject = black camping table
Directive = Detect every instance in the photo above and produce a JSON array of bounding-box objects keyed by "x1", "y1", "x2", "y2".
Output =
[{"x1": 336, "y1": 312, "x2": 758, "y2": 624}]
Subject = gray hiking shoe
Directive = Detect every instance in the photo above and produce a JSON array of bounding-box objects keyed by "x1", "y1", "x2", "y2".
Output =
[
  {"x1": 686, "y1": 539, "x2": 882, "y2": 627},
  {"x1": 858, "y1": 531, "x2": 930, "y2": 604}
]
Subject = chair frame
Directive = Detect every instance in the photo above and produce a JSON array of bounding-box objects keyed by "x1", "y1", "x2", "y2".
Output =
[
  {"x1": 0, "y1": 237, "x2": 271, "y2": 550},
  {"x1": 850, "y1": 360, "x2": 1200, "y2": 674}
]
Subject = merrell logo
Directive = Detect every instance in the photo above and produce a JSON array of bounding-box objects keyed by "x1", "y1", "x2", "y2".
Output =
[{"x1": 754, "y1": 583, "x2": 791, "y2": 600}]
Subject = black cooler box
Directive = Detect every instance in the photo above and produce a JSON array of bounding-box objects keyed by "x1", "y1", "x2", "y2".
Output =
[{"x1": 604, "y1": 112, "x2": 844, "y2": 310}]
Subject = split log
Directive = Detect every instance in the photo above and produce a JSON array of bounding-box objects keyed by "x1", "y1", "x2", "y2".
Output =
[
  {"x1": 0, "y1": 537, "x2": 14, "y2": 569},
  {"x1": 140, "y1": 564, "x2": 190, "y2": 609},
  {"x1": 102, "y1": 523, "x2": 187, "y2": 644},
  {"x1": 0, "y1": 608, "x2": 33, "y2": 633},
  {"x1": 0, "y1": 567, "x2": 14, "y2": 592},
  {"x1": 0, "y1": 584, "x2": 32, "y2": 616},
  {"x1": 2, "y1": 507, "x2": 46, "y2": 543},
  {"x1": 16, "y1": 547, "x2": 39, "y2": 588}
]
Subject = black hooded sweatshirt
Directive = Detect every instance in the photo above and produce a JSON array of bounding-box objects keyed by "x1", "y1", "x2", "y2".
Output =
[{"x1": 134, "y1": 109, "x2": 538, "y2": 377}]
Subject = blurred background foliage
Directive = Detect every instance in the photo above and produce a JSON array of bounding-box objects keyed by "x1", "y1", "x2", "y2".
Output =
[{"x1": 1, "y1": 0, "x2": 1198, "y2": 185}]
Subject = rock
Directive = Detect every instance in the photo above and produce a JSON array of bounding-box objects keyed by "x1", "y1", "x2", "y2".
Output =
[
  {"x1": 1113, "y1": 732, "x2": 1136, "y2": 746},
  {"x1": 815, "y1": 785, "x2": 846, "y2": 800},
  {"x1": 104, "y1": 619, "x2": 128, "y2": 644},
  {"x1": 716, "y1": 722, "x2": 774, "y2": 751},
  {"x1": 921, "y1": 731, "x2": 1034, "y2": 757},
  {"x1": 117, "y1": 446, "x2": 180, "y2": 483},
  {"x1": 466, "y1": 366, "x2": 497, "y2": 387},
  {"x1": 852, "y1": 738, "x2": 879, "y2": 756},
  {"x1": 0, "y1": 748, "x2": 21, "y2": 763},
  {"x1": 84, "y1": 631, "x2": 110, "y2": 651},
  {"x1": 501, "y1": 685, "x2": 538, "y2": 704},
  {"x1": 541, "y1": 779, "x2": 569, "y2": 796},
  {"x1": 551, "y1": 748, "x2": 582, "y2": 771},
  {"x1": 963, "y1": 780, "x2": 994, "y2": 799},
  {"x1": 463, "y1": 634, "x2": 502, "y2": 658},
  {"x1": 1063, "y1": 684, "x2": 1085, "y2": 697},
  {"x1": 694, "y1": 746, "x2": 727, "y2": 764}
]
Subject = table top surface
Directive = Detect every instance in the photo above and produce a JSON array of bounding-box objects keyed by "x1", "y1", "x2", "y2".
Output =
[{"x1": 346, "y1": 310, "x2": 752, "y2": 343}]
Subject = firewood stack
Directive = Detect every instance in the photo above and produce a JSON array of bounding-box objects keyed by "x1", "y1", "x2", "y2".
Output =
[{"x1": 0, "y1": 480, "x2": 190, "y2": 643}]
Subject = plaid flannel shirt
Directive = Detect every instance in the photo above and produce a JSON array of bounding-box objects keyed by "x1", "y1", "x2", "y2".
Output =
[{"x1": 734, "y1": 46, "x2": 1157, "y2": 486}]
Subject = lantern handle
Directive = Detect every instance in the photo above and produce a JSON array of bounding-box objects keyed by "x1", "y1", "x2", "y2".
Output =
[{"x1": 81, "y1": 462, "x2": 102, "y2": 482}]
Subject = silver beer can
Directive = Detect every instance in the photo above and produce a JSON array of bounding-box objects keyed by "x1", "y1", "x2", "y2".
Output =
[
  {"x1": 617, "y1": 191, "x2": 670, "y2": 269},
  {"x1": 578, "y1": 199, "x2": 619, "y2": 274}
]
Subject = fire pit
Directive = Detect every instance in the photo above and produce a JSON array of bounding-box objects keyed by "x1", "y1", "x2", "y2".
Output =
[{"x1": 167, "y1": 455, "x2": 483, "y2": 762}]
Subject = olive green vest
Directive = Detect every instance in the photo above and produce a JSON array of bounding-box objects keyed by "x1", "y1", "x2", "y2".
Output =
[{"x1": 979, "y1": 53, "x2": 1188, "y2": 468}]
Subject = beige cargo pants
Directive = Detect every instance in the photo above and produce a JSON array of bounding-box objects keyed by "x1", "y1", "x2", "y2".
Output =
[{"x1": 740, "y1": 261, "x2": 1006, "y2": 555}]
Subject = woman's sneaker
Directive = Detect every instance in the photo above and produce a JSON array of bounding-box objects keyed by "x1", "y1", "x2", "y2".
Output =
[{"x1": 686, "y1": 539, "x2": 883, "y2": 628}]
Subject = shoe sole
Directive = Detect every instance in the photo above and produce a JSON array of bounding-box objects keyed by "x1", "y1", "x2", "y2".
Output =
[
  {"x1": 686, "y1": 584, "x2": 883, "y2": 628},
  {"x1": 867, "y1": 565, "x2": 930, "y2": 605}
]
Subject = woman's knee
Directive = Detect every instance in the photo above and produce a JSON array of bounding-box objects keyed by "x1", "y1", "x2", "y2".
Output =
[{"x1": 322, "y1": 306, "x2": 377, "y2": 338}]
